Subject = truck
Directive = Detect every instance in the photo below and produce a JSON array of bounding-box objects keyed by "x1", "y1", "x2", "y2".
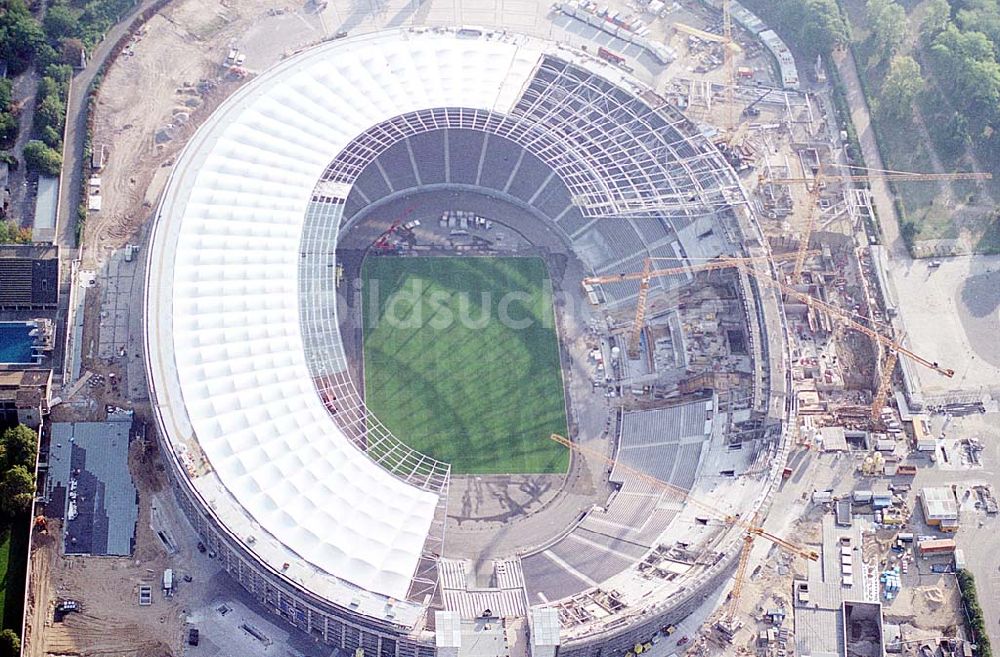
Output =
[
  {"x1": 597, "y1": 46, "x2": 626, "y2": 66},
  {"x1": 917, "y1": 539, "x2": 956, "y2": 556},
  {"x1": 163, "y1": 568, "x2": 174, "y2": 594}
]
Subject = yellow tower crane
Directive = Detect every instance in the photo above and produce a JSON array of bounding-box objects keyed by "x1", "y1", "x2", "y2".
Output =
[
  {"x1": 583, "y1": 251, "x2": 818, "y2": 358},
  {"x1": 674, "y1": 0, "x2": 739, "y2": 131},
  {"x1": 548, "y1": 433, "x2": 817, "y2": 637},
  {"x1": 761, "y1": 167, "x2": 992, "y2": 283},
  {"x1": 719, "y1": 255, "x2": 954, "y2": 379}
]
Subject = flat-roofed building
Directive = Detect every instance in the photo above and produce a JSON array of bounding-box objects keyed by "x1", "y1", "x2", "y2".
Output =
[{"x1": 920, "y1": 487, "x2": 959, "y2": 528}]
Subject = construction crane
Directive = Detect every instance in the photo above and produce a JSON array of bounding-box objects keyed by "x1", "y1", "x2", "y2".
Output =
[
  {"x1": 721, "y1": 0, "x2": 735, "y2": 130},
  {"x1": 548, "y1": 433, "x2": 817, "y2": 558},
  {"x1": 674, "y1": 0, "x2": 739, "y2": 130},
  {"x1": 761, "y1": 167, "x2": 992, "y2": 282},
  {"x1": 870, "y1": 349, "x2": 899, "y2": 422},
  {"x1": 721, "y1": 257, "x2": 955, "y2": 379},
  {"x1": 548, "y1": 433, "x2": 817, "y2": 636},
  {"x1": 583, "y1": 251, "x2": 818, "y2": 358},
  {"x1": 672, "y1": 22, "x2": 741, "y2": 51}
]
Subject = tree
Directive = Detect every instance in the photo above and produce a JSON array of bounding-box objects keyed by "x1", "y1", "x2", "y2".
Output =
[
  {"x1": 1, "y1": 424, "x2": 38, "y2": 470},
  {"x1": 879, "y1": 55, "x2": 924, "y2": 119},
  {"x1": 40, "y1": 124, "x2": 62, "y2": 148},
  {"x1": 61, "y1": 37, "x2": 85, "y2": 66},
  {"x1": 0, "y1": 78, "x2": 12, "y2": 111},
  {"x1": 0, "y1": 220, "x2": 33, "y2": 244},
  {"x1": 866, "y1": 0, "x2": 908, "y2": 66},
  {"x1": 956, "y1": 0, "x2": 1000, "y2": 46},
  {"x1": 0, "y1": 465, "x2": 35, "y2": 516},
  {"x1": 920, "y1": 0, "x2": 951, "y2": 41},
  {"x1": 0, "y1": 113, "x2": 17, "y2": 145},
  {"x1": 929, "y1": 25, "x2": 1000, "y2": 133},
  {"x1": 35, "y1": 92, "x2": 66, "y2": 134},
  {"x1": 23, "y1": 139, "x2": 62, "y2": 175},
  {"x1": 0, "y1": 629, "x2": 20, "y2": 657},
  {"x1": 0, "y1": 0, "x2": 45, "y2": 74},
  {"x1": 0, "y1": 220, "x2": 32, "y2": 243},
  {"x1": 43, "y1": 4, "x2": 79, "y2": 43}
]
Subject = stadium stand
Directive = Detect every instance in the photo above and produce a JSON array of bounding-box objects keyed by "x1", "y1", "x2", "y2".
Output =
[{"x1": 145, "y1": 28, "x2": 783, "y2": 657}]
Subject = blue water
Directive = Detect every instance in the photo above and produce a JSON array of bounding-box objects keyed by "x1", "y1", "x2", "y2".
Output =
[{"x1": 0, "y1": 322, "x2": 35, "y2": 363}]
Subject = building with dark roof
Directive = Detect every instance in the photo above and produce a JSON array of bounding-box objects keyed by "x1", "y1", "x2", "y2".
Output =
[{"x1": 0, "y1": 244, "x2": 59, "y2": 310}]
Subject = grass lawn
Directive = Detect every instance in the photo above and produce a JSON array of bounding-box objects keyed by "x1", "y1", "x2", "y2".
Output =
[
  {"x1": 0, "y1": 516, "x2": 29, "y2": 632},
  {"x1": 362, "y1": 256, "x2": 570, "y2": 475},
  {"x1": 841, "y1": 0, "x2": 1000, "y2": 253}
]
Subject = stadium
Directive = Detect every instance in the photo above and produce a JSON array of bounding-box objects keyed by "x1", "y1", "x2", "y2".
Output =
[{"x1": 143, "y1": 27, "x2": 791, "y2": 657}]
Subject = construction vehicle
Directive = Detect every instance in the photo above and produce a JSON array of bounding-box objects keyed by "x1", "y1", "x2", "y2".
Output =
[
  {"x1": 582, "y1": 251, "x2": 818, "y2": 358},
  {"x1": 597, "y1": 46, "x2": 627, "y2": 66},
  {"x1": 741, "y1": 88, "x2": 773, "y2": 117},
  {"x1": 761, "y1": 166, "x2": 992, "y2": 282}
]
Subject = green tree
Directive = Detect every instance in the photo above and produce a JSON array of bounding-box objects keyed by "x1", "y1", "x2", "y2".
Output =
[
  {"x1": 43, "y1": 4, "x2": 80, "y2": 43},
  {"x1": 956, "y1": 0, "x2": 1000, "y2": 46},
  {"x1": 43, "y1": 63, "x2": 73, "y2": 88},
  {"x1": 0, "y1": 0, "x2": 45, "y2": 74},
  {"x1": 1, "y1": 424, "x2": 38, "y2": 470},
  {"x1": 61, "y1": 37, "x2": 85, "y2": 66},
  {"x1": 930, "y1": 24, "x2": 1000, "y2": 133},
  {"x1": 0, "y1": 220, "x2": 33, "y2": 243},
  {"x1": 866, "y1": 0, "x2": 908, "y2": 66},
  {"x1": 36, "y1": 92, "x2": 66, "y2": 134},
  {"x1": 0, "y1": 113, "x2": 17, "y2": 145},
  {"x1": 40, "y1": 124, "x2": 62, "y2": 148},
  {"x1": 0, "y1": 465, "x2": 35, "y2": 516},
  {"x1": 920, "y1": 0, "x2": 951, "y2": 40},
  {"x1": 0, "y1": 78, "x2": 12, "y2": 111},
  {"x1": 879, "y1": 55, "x2": 924, "y2": 119},
  {"x1": 22, "y1": 139, "x2": 62, "y2": 175},
  {"x1": 0, "y1": 629, "x2": 20, "y2": 657}
]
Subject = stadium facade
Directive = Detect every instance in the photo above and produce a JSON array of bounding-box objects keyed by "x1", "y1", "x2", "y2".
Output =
[{"x1": 144, "y1": 28, "x2": 791, "y2": 657}]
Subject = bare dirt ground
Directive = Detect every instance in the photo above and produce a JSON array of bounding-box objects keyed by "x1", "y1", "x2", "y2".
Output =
[
  {"x1": 25, "y1": 439, "x2": 183, "y2": 657},
  {"x1": 81, "y1": 0, "x2": 327, "y2": 270}
]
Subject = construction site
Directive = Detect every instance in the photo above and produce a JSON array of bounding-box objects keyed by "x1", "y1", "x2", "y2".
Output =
[{"x1": 0, "y1": 1, "x2": 996, "y2": 657}]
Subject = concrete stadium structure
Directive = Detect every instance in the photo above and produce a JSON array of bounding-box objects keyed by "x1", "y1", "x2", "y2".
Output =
[{"x1": 144, "y1": 27, "x2": 792, "y2": 657}]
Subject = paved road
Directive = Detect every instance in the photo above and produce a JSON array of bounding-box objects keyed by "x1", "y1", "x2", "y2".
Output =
[{"x1": 832, "y1": 48, "x2": 907, "y2": 259}]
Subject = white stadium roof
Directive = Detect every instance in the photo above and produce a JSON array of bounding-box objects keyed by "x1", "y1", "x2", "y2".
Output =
[{"x1": 146, "y1": 30, "x2": 546, "y2": 602}]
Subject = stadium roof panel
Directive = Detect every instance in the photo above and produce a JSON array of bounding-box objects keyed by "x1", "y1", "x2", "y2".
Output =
[{"x1": 147, "y1": 30, "x2": 547, "y2": 601}]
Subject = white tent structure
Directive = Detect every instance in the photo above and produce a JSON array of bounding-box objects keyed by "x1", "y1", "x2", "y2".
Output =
[{"x1": 145, "y1": 30, "x2": 544, "y2": 605}]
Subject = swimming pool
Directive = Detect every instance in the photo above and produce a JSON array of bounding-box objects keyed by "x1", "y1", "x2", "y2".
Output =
[{"x1": 0, "y1": 322, "x2": 37, "y2": 364}]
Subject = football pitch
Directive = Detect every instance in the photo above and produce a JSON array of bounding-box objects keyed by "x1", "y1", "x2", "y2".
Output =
[{"x1": 361, "y1": 256, "x2": 570, "y2": 475}]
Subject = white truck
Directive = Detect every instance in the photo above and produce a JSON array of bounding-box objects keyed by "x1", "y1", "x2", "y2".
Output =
[{"x1": 163, "y1": 568, "x2": 174, "y2": 596}]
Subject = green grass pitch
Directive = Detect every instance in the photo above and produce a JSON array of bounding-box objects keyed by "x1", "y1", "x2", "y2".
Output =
[{"x1": 362, "y1": 256, "x2": 570, "y2": 475}]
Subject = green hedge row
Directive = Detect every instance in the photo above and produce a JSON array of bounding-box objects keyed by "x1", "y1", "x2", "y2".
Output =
[{"x1": 957, "y1": 569, "x2": 993, "y2": 657}]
